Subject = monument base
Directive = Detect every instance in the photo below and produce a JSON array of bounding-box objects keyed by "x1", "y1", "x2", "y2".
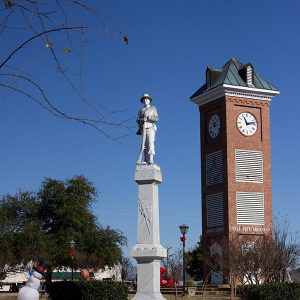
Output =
[
  {"x1": 132, "y1": 292, "x2": 166, "y2": 300},
  {"x1": 131, "y1": 164, "x2": 166, "y2": 300},
  {"x1": 131, "y1": 244, "x2": 167, "y2": 300},
  {"x1": 130, "y1": 257, "x2": 166, "y2": 300}
]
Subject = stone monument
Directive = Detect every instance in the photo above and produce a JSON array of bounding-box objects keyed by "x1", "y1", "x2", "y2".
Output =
[{"x1": 131, "y1": 94, "x2": 167, "y2": 300}]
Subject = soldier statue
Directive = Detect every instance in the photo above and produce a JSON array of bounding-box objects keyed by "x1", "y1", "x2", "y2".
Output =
[{"x1": 136, "y1": 94, "x2": 158, "y2": 165}]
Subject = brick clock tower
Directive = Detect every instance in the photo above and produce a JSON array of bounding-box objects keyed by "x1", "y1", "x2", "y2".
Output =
[{"x1": 190, "y1": 58, "x2": 279, "y2": 284}]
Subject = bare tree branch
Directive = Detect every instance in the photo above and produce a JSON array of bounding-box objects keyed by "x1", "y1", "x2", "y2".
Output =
[
  {"x1": 0, "y1": 1, "x2": 132, "y2": 139},
  {"x1": 0, "y1": 26, "x2": 87, "y2": 69},
  {"x1": 0, "y1": 75, "x2": 127, "y2": 141}
]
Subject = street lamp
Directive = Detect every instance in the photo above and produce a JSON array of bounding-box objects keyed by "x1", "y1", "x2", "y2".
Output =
[
  {"x1": 69, "y1": 240, "x2": 76, "y2": 280},
  {"x1": 179, "y1": 224, "x2": 189, "y2": 295}
]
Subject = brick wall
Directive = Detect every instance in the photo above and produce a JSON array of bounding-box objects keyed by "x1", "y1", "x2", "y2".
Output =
[{"x1": 199, "y1": 95, "x2": 273, "y2": 278}]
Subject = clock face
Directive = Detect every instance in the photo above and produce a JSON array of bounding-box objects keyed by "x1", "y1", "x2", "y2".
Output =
[
  {"x1": 237, "y1": 112, "x2": 257, "y2": 136},
  {"x1": 208, "y1": 114, "x2": 221, "y2": 138}
]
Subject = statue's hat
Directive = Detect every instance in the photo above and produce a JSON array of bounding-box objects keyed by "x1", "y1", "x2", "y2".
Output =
[{"x1": 140, "y1": 93, "x2": 153, "y2": 103}]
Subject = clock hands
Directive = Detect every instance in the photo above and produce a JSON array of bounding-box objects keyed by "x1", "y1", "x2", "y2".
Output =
[
  {"x1": 212, "y1": 117, "x2": 220, "y2": 128},
  {"x1": 242, "y1": 115, "x2": 249, "y2": 125},
  {"x1": 248, "y1": 121, "x2": 256, "y2": 125},
  {"x1": 212, "y1": 116, "x2": 217, "y2": 127},
  {"x1": 242, "y1": 114, "x2": 256, "y2": 126}
]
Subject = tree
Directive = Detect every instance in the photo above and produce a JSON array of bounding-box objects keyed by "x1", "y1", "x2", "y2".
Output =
[
  {"x1": 271, "y1": 216, "x2": 300, "y2": 282},
  {"x1": 0, "y1": 175, "x2": 127, "y2": 270},
  {"x1": 161, "y1": 248, "x2": 182, "y2": 281},
  {"x1": 222, "y1": 217, "x2": 300, "y2": 288},
  {"x1": 38, "y1": 176, "x2": 98, "y2": 236},
  {"x1": 185, "y1": 237, "x2": 204, "y2": 281},
  {"x1": 0, "y1": 191, "x2": 51, "y2": 269},
  {"x1": 120, "y1": 256, "x2": 136, "y2": 281},
  {"x1": 0, "y1": 1, "x2": 130, "y2": 139},
  {"x1": 193, "y1": 219, "x2": 300, "y2": 300}
]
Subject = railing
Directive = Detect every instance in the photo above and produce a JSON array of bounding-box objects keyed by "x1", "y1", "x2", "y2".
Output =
[
  {"x1": 0, "y1": 282, "x2": 26, "y2": 292},
  {"x1": 160, "y1": 286, "x2": 184, "y2": 294}
]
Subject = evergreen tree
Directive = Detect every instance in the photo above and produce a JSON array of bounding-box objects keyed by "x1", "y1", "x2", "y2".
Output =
[
  {"x1": 0, "y1": 175, "x2": 126, "y2": 270},
  {"x1": 185, "y1": 237, "x2": 204, "y2": 281}
]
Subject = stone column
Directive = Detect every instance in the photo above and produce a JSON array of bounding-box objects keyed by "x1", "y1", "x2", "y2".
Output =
[{"x1": 131, "y1": 164, "x2": 167, "y2": 300}]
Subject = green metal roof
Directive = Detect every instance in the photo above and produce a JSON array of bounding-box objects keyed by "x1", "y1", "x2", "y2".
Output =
[
  {"x1": 190, "y1": 58, "x2": 279, "y2": 99},
  {"x1": 51, "y1": 272, "x2": 81, "y2": 280}
]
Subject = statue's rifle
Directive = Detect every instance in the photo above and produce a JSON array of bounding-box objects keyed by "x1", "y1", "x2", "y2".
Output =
[{"x1": 136, "y1": 121, "x2": 146, "y2": 165}]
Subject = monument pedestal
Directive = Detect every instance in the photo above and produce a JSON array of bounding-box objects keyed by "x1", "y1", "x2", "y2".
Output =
[{"x1": 131, "y1": 164, "x2": 167, "y2": 300}]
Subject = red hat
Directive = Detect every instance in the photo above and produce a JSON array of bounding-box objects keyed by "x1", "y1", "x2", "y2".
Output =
[{"x1": 33, "y1": 261, "x2": 48, "y2": 276}]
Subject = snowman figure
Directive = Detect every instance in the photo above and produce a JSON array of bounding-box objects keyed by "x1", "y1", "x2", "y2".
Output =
[{"x1": 17, "y1": 261, "x2": 47, "y2": 300}]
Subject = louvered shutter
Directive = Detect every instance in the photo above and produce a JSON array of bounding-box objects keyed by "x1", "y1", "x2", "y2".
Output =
[
  {"x1": 236, "y1": 149, "x2": 263, "y2": 183},
  {"x1": 206, "y1": 193, "x2": 224, "y2": 227},
  {"x1": 206, "y1": 150, "x2": 222, "y2": 186},
  {"x1": 236, "y1": 192, "x2": 264, "y2": 225}
]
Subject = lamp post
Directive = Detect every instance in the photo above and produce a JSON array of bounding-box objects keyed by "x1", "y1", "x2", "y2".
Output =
[
  {"x1": 69, "y1": 240, "x2": 76, "y2": 280},
  {"x1": 179, "y1": 224, "x2": 189, "y2": 295}
]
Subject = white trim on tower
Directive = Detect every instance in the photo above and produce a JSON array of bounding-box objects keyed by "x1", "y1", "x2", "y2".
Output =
[{"x1": 191, "y1": 84, "x2": 279, "y2": 107}]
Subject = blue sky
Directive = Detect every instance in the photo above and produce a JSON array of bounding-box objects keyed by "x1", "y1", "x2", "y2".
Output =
[{"x1": 0, "y1": 0, "x2": 300, "y2": 258}]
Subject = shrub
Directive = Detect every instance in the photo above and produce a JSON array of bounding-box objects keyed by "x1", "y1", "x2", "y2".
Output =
[
  {"x1": 186, "y1": 280, "x2": 196, "y2": 287},
  {"x1": 48, "y1": 280, "x2": 128, "y2": 300},
  {"x1": 242, "y1": 282, "x2": 300, "y2": 300}
]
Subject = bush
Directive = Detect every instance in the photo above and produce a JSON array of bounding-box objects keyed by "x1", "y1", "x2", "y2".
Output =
[
  {"x1": 242, "y1": 282, "x2": 300, "y2": 300},
  {"x1": 48, "y1": 280, "x2": 128, "y2": 300},
  {"x1": 186, "y1": 280, "x2": 196, "y2": 287}
]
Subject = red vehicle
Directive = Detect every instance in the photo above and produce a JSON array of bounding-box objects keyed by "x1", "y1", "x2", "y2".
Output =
[{"x1": 160, "y1": 267, "x2": 176, "y2": 287}]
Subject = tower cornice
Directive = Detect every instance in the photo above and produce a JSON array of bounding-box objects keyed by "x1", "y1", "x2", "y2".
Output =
[{"x1": 191, "y1": 84, "x2": 280, "y2": 107}]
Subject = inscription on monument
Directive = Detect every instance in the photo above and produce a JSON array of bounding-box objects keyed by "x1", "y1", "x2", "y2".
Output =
[{"x1": 139, "y1": 198, "x2": 152, "y2": 234}]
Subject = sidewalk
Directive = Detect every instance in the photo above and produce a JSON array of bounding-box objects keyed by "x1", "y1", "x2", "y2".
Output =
[{"x1": 0, "y1": 293, "x2": 48, "y2": 299}]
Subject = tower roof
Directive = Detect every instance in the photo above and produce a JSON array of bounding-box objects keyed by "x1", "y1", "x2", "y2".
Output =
[{"x1": 190, "y1": 58, "x2": 279, "y2": 100}]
